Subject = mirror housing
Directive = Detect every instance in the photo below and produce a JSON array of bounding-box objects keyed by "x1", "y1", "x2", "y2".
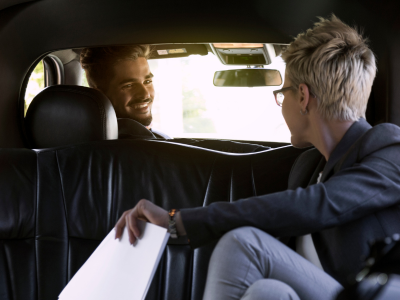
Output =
[
  {"x1": 213, "y1": 69, "x2": 282, "y2": 87},
  {"x1": 212, "y1": 43, "x2": 275, "y2": 65}
]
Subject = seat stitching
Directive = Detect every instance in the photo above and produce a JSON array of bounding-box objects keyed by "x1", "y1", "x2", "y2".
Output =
[
  {"x1": 34, "y1": 150, "x2": 39, "y2": 300},
  {"x1": 230, "y1": 166, "x2": 233, "y2": 203},
  {"x1": 251, "y1": 159, "x2": 256, "y2": 196},
  {"x1": 3, "y1": 241, "x2": 14, "y2": 298},
  {"x1": 202, "y1": 157, "x2": 217, "y2": 207},
  {"x1": 55, "y1": 150, "x2": 70, "y2": 282}
]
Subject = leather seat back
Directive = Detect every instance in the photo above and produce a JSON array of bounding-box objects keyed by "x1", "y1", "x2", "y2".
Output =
[
  {"x1": 33, "y1": 140, "x2": 302, "y2": 300},
  {"x1": 0, "y1": 140, "x2": 304, "y2": 300},
  {"x1": 0, "y1": 149, "x2": 37, "y2": 300},
  {"x1": 25, "y1": 85, "x2": 118, "y2": 149}
]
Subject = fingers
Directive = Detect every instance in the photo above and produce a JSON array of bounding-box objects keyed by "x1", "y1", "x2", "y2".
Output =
[
  {"x1": 114, "y1": 200, "x2": 148, "y2": 244},
  {"x1": 114, "y1": 199, "x2": 169, "y2": 245},
  {"x1": 114, "y1": 208, "x2": 140, "y2": 244},
  {"x1": 114, "y1": 211, "x2": 128, "y2": 240},
  {"x1": 126, "y1": 213, "x2": 137, "y2": 245}
]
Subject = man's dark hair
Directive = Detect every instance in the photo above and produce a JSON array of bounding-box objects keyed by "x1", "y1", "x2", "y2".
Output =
[{"x1": 80, "y1": 45, "x2": 151, "y2": 91}]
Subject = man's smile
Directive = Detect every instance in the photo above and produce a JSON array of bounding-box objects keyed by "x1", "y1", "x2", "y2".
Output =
[
  {"x1": 129, "y1": 99, "x2": 153, "y2": 114},
  {"x1": 134, "y1": 103, "x2": 149, "y2": 109}
]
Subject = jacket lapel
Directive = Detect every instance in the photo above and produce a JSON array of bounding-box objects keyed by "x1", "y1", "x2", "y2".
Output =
[{"x1": 308, "y1": 157, "x2": 326, "y2": 186}]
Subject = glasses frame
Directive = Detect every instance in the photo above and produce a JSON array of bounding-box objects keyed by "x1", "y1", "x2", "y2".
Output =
[{"x1": 273, "y1": 86, "x2": 296, "y2": 107}]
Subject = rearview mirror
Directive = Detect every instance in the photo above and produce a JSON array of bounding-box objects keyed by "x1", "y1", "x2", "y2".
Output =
[{"x1": 213, "y1": 69, "x2": 282, "y2": 87}]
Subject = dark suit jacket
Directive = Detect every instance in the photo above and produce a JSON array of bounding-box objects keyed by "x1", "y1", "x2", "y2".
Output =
[{"x1": 181, "y1": 118, "x2": 400, "y2": 286}]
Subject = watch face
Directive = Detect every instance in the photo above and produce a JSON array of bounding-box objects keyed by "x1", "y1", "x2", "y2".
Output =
[{"x1": 168, "y1": 209, "x2": 177, "y2": 218}]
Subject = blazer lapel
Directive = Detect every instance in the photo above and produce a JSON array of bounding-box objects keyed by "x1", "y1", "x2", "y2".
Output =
[
  {"x1": 308, "y1": 157, "x2": 326, "y2": 186},
  {"x1": 320, "y1": 118, "x2": 372, "y2": 182}
]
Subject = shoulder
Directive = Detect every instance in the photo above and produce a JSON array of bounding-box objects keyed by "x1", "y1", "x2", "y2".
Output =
[
  {"x1": 358, "y1": 123, "x2": 400, "y2": 157},
  {"x1": 364, "y1": 122, "x2": 400, "y2": 140},
  {"x1": 151, "y1": 129, "x2": 172, "y2": 139}
]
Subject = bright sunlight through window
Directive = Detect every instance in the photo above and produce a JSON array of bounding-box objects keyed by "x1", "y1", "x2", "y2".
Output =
[
  {"x1": 148, "y1": 54, "x2": 290, "y2": 142},
  {"x1": 24, "y1": 61, "x2": 44, "y2": 116}
]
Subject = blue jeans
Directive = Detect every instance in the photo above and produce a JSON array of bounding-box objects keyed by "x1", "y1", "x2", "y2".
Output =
[{"x1": 203, "y1": 227, "x2": 343, "y2": 300}]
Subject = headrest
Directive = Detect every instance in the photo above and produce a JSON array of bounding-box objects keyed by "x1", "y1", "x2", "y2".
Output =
[{"x1": 25, "y1": 85, "x2": 118, "y2": 148}]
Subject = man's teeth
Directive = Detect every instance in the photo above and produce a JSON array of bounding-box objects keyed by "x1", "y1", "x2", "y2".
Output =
[{"x1": 134, "y1": 103, "x2": 148, "y2": 109}]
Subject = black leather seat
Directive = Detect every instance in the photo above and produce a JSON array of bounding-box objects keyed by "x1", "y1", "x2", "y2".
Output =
[
  {"x1": 171, "y1": 138, "x2": 270, "y2": 153},
  {"x1": 0, "y1": 139, "x2": 304, "y2": 300},
  {"x1": 25, "y1": 85, "x2": 118, "y2": 148},
  {"x1": 35, "y1": 139, "x2": 302, "y2": 300},
  {"x1": 0, "y1": 149, "x2": 37, "y2": 300}
]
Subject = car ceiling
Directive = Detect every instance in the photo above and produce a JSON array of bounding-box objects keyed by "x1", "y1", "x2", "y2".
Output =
[
  {"x1": 0, "y1": 0, "x2": 399, "y2": 148},
  {"x1": 0, "y1": 0, "x2": 36, "y2": 12}
]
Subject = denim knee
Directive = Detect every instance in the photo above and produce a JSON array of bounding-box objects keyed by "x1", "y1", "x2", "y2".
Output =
[{"x1": 241, "y1": 279, "x2": 300, "y2": 300}]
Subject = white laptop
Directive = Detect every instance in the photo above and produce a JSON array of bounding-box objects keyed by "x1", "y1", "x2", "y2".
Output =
[{"x1": 59, "y1": 221, "x2": 169, "y2": 300}]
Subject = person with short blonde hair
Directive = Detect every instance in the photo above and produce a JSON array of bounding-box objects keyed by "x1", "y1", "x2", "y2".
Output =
[
  {"x1": 282, "y1": 15, "x2": 376, "y2": 122},
  {"x1": 114, "y1": 15, "x2": 400, "y2": 300}
]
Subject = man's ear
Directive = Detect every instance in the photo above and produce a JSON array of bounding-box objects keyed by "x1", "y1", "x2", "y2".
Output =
[
  {"x1": 298, "y1": 83, "x2": 311, "y2": 111},
  {"x1": 94, "y1": 86, "x2": 115, "y2": 109},
  {"x1": 94, "y1": 86, "x2": 107, "y2": 98},
  {"x1": 93, "y1": 85, "x2": 109, "y2": 98}
]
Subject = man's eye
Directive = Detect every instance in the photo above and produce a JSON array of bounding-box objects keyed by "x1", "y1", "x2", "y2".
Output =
[
  {"x1": 144, "y1": 80, "x2": 152, "y2": 84},
  {"x1": 122, "y1": 84, "x2": 132, "y2": 89}
]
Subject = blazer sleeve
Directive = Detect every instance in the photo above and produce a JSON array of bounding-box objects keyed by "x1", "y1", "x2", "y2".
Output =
[{"x1": 181, "y1": 142, "x2": 400, "y2": 249}]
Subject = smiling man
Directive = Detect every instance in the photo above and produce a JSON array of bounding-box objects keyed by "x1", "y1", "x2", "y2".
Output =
[{"x1": 80, "y1": 45, "x2": 170, "y2": 138}]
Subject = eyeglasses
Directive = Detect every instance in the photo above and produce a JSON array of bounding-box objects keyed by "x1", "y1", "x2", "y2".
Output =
[{"x1": 273, "y1": 86, "x2": 296, "y2": 107}]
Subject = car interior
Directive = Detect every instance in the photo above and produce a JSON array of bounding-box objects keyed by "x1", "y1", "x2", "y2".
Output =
[{"x1": 1, "y1": 1, "x2": 400, "y2": 300}]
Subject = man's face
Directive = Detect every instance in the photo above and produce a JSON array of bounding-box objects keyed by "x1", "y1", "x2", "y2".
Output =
[{"x1": 104, "y1": 57, "x2": 154, "y2": 127}]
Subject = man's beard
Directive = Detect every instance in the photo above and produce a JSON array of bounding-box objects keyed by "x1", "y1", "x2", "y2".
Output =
[
  {"x1": 134, "y1": 113, "x2": 152, "y2": 127},
  {"x1": 126, "y1": 97, "x2": 153, "y2": 127}
]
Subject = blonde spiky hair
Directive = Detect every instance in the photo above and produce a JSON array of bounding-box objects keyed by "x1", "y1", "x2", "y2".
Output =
[{"x1": 282, "y1": 15, "x2": 376, "y2": 121}]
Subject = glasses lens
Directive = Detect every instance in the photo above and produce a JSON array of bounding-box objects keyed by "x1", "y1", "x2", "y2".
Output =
[{"x1": 277, "y1": 92, "x2": 284, "y2": 106}]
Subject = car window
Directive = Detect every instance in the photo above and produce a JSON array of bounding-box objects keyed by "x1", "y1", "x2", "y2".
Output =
[
  {"x1": 147, "y1": 54, "x2": 290, "y2": 142},
  {"x1": 80, "y1": 54, "x2": 290, "y2": 143},
  {"x1": 24, "y1": 61, "x2": 45, "y2": 116},
  {"x1": 81, "y1": 71, "x2": 89, "y2": 87}
]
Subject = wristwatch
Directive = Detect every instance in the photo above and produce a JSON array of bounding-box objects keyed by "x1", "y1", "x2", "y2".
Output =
[{"x1": 168, "y1": 209, "x2": 179, "y2": 238}]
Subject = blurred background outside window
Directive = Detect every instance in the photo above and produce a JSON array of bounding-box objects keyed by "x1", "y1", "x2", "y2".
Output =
[
  {"x1": 24, "y1": 61, "x2": 44, "y2": 116},
  {"x1": 146, "y1": 54, "x2": 290, "y2": 142}
]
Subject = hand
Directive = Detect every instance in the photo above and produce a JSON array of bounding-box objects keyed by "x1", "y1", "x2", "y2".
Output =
[{"x1": 114, "y1": 199, "x2": 169, "y2": 245}]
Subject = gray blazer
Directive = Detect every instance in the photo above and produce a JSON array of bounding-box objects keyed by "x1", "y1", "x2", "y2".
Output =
[{"x1": 181, "y1": 118, "x2": 400, "y2": 285}]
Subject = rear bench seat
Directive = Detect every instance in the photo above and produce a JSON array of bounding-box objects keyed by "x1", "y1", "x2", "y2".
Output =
[
  {"x1": 0, "y1": 86, "x2": 307, "y2": 300},
  {"x1": 0, "y1": 141, "x2": 304, "y2": 300},
  {"x1": 0, "y1": 149, "x2": 37, "y2": 300}
]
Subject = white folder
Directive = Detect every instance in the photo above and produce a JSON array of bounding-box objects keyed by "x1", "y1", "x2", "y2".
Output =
[{"x1": 59, "y1": 221, "x2": 169, "y2": 300}]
